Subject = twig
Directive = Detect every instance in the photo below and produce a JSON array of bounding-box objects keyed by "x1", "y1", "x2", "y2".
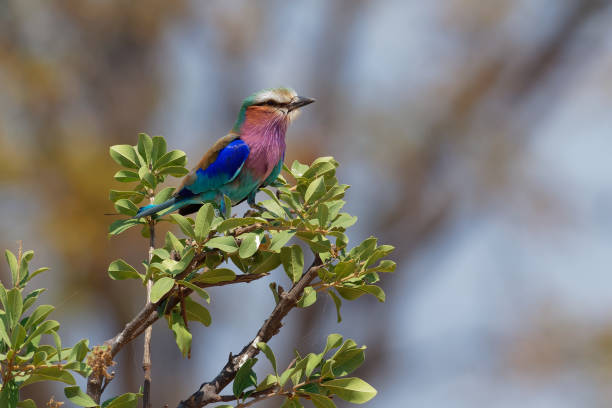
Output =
[
  {"x1": 176, "y1": 256, "x2": 324, "y2": 408},
  {"x1": 142, "y1": 218, "x2": 155, "y2": 408}
]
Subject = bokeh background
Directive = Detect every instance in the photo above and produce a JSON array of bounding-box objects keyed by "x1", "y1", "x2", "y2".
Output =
[{"x1": 1, "y1": 0, "x2": 612, "y2": 406}]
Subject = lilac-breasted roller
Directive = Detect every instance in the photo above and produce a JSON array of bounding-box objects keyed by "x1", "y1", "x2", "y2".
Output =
[{"x1": 135, "y1": 88, "x2": 315, "y2": 218}]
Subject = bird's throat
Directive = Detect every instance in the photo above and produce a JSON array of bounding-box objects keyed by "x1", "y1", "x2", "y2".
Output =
[{"x1": 240, "y1": 109, "x2": 287, "y2": 180}]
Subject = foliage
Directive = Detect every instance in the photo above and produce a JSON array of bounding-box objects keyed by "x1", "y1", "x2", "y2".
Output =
[
  {"x1": 0, "y1": 134, "x2": 395, "y2": 407},
  {"x1": 228, "y1": 334, "x2": 378, "y2": 407},
  {"x1": 0, "y1": 248, "x2": 140, "y2": 407}
]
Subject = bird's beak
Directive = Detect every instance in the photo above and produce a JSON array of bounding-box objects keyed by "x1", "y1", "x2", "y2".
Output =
[{"x1": 288, "y1": 96, "x2": 315, "y2": 112}]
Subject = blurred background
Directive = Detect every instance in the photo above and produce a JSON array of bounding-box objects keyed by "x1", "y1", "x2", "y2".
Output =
[{"x1": 1, "y1": 0, "x2": 612, "y2": 406}]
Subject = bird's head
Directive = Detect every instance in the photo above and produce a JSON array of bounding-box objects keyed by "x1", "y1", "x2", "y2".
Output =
[{"x1": 233, "y1": 87, "x2": 315, "y2": 133}]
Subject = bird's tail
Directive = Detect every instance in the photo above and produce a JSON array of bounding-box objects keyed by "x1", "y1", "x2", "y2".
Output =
[{"x1": 134, "y1": 197, "x2": 189, "y2": 219}]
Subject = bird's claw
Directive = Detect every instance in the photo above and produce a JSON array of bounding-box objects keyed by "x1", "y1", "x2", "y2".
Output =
[{"x1": 244, "y1": 209, "x2": 261, "y2": 218}]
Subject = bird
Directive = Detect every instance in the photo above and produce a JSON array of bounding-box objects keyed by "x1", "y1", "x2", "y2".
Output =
[{"x1": 135, "y1": 87, "x2": 315, "y2": 218}]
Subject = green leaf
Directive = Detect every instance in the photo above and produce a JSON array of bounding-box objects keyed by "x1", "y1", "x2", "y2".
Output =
[
  {"x1": 238, "y1": 233, "x2": 261, "y2": 259},
  {"x1": 28, "y1": 267, "x2": 49, "y2": 282},
  {"x1": 304, "y1": 352, "x2": 323, "y2": 377},
  {"x1": 302, "y1": 158, "x2": 337, "y2": 179},
  {"x1": 291, "y1": 160, "x2": 309, "y2": 177},
  {"x1": 169, "y1": 310, "x2": 192, "y2": 357},
  {"x1": 260, "y1": 199, "x2": 288, "y2": 218},
  {"x1": 6, "y1": 288, "x2": 22, "y2": 330},
  {"x1": 268, "y1": 230, "x2": 295, "y2": 252},
  {"x1": 150, "y1": 277, "x2": 174, "y2": 303},
  {"x1": 317, "y1": 203, "x2": 329, "y2": 227},
  {"x1": 250, "y1": 253, "x2": 281, "y2": 275},
  {"x1": 25, "y1": 304, "x2": 55, "y2": 330},
  {"x1": 205, "y1": 236, "x2": 238, "y2": 253},
  {"x1": 233, "y1": 358, "x2": 257, "y2": 398},
  {"x1": 194, "y1": 204, "x2": 215, "y2": 242},
  {"x1": 323, "y1": 333, "x2": 344, "y2": 355},
  {"x1": 362, "y1": 285, "x2": 386, "y2": 302},
  {"x1": 102, "y1": 392, "x2": 141, "y2": 408},
  {"x1": 371, "y1": 259, "x2": 396, "y2": 273},
  {"x1": 280, "y1": 245, "x2": 304, "y2": 283},
  {"x1": 17, "y1": 399, "x2": 37, "y2": 408},
  {"x1": 24, "y1": 320, "x2": 60, "y2": 347},
  {"x1": 21, "y1": 366, "x2": 76, "y2": 386},
  {"x1": 334, "y1": 261, "x2": 356, "y2": 280},
  {"x1": 0, "y1": 284, "x2": 7, "y2": 310},
  {"x1": 331, "y1": 347, "x2": 365, "y2": 377},
  {"x1": 109, "y1": 218, "x2": 142, "y2": 236},
  {"x1": 102, "y1": 393, "x2": 141, "y2": 408},
  {"x1": 305, "y1": 177, "x2": 326, "y2": 204},
  {"x1": 223, "y1": 194, "x2": 232, "y2": 218},
  {"x1": 194, "y1": 268, "x2": 236, "y2": 284},
  {"x1": 257, "y1": 342, "x2": 277, "y2": 373},
  {"x1": 114, "y1": 199, "x2": 139, "y2": 216},
  {"x1": 5, "y1": 250, "x2": 18, "y2": 287},
  {"x1": 0, "y1": 380, "x2": 19, "y2": 408},
  {"x1": 137, "y1": 133, "x2": 153, "y2": 164},
  {"x1": 18, "y1": 249, "x2": 34, "y2": 279},
  {"x1": 108, "y1": 259, "x2": 140, "y2": 280},
  {"x1": 165, "y1": 231, "x2": 184, "y2": 253},
  {"x1": 109, "y1": 190, "x2": 145, "y2": 203},
  {"x1": 0, "y1": 319, "x2": 11, "y2": 346},
  {"x1": 297, "y1": 286, "x2": 316, "y2": 308},
  {"x1": 114, "y1": 170, "x2": 140, "y2": 183},
  {"x1": 151, "y1": 136, "x2": 167, "y2": 165},
  {"x1": 349, "y1": 237, "x2": 377, "y2": 260},
  {"x1": 335, "y1": 286, "x2": 365, "y2": 301},
  {"x1": 184, "y1": 298, "x2": 211, "y2": 326},
  {"x1": 321, "y1": 377, "x2": 377, "y2": 404},
  {"x1": 22, "y1": 288, "x2": 43, "y2": 312},
  {"x1": 303, "y1": 393, "x2": 337, "y2": 408},
  {"x1": 256, "y1": 374, "x2": 278, "y2": 391},
  {"x1": 64, "y1": 385, "x2": 97, "y2": 407},
  {"x1": 279, "y1": 363, "x2": 298, "y2": 387},
  {"x1": 297, "y1": 234, "x2": 331, "y2": 253},
  {"x1": 331, "y1": 213, "x2": 357, "y2": 229},
  {"x1": 11, "y1": 323, "x2": 26, "y2": 349},
  {"x1": 177, "y1": 280, "x2": 210, "y2": 303},
  {"x1": 158, "y1": 166, "x2": 189, "y2": 177},
  {"x1": 217, "y1": 217, "x2": 263, "y2": 232},
  {"x1": 110, "y1": 145, "x2": 140, "y2": 169},
  {"x1": 155, "y1": 150, "x2": 187, "y2": 170},
  {"x1": 69, "y1": 339, "x2": 91, "y2": 363},
  {"x1": 153, "y1": 187, "x2": 175, "y2": 205},
  {"x1": 170, "y1": 214, "x2": 195, "y2": 238},
  {"x1": 138, "y1": 167, "x2": 156, "y2": 189}
]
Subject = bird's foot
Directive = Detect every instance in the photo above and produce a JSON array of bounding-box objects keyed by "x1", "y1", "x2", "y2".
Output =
[{"x1": 244, "y1": 209, "x2": 261, "y2": 218}]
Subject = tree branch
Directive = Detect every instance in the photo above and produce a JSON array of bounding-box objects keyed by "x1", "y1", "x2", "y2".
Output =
[
  {"x1": 176, "y1": 256, "x2": 324, "y2": 408},
  {"x1": 86, "y1": 251, "x2": 270, "y2": 403}
]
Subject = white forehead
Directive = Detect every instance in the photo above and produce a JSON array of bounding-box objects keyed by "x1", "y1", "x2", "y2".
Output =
[{"x1": 253, "y1": 88, "x2": 297, "y2": 104}]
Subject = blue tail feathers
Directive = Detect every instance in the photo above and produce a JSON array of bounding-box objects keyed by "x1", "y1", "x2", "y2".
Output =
[{"x1": 134, "y1": 197, "x2": 180, "y2": 219}]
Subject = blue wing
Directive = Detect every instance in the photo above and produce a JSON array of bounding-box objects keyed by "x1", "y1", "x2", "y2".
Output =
[{"x1": 177, "y1": 139, "x2": 250, "y2": 198}]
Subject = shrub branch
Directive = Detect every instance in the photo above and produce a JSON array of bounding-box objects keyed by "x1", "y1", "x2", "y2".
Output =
[{"x1": 176, "y1": 256, "x2": 324, "y2": 408}]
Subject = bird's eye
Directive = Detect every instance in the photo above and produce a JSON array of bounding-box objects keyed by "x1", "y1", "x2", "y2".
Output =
[{"x1": 255, "y1": 99, "x2": 281, "y2": 107}]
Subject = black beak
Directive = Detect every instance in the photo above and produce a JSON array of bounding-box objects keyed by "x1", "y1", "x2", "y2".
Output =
[{"x1": 288, "y1": 96, "x2": 315, "y2": 112}]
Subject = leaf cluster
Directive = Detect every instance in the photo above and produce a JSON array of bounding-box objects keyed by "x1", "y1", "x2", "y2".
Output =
[
  {"x1": 0, "y1": 250, "x2": 139, "y2": 408},
  {"x1": 108, "y1": 133, "x2": 188, "y2": 236},
  {"x1": 228, "y1": 334, "x2": 376, "y2": 407}
]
